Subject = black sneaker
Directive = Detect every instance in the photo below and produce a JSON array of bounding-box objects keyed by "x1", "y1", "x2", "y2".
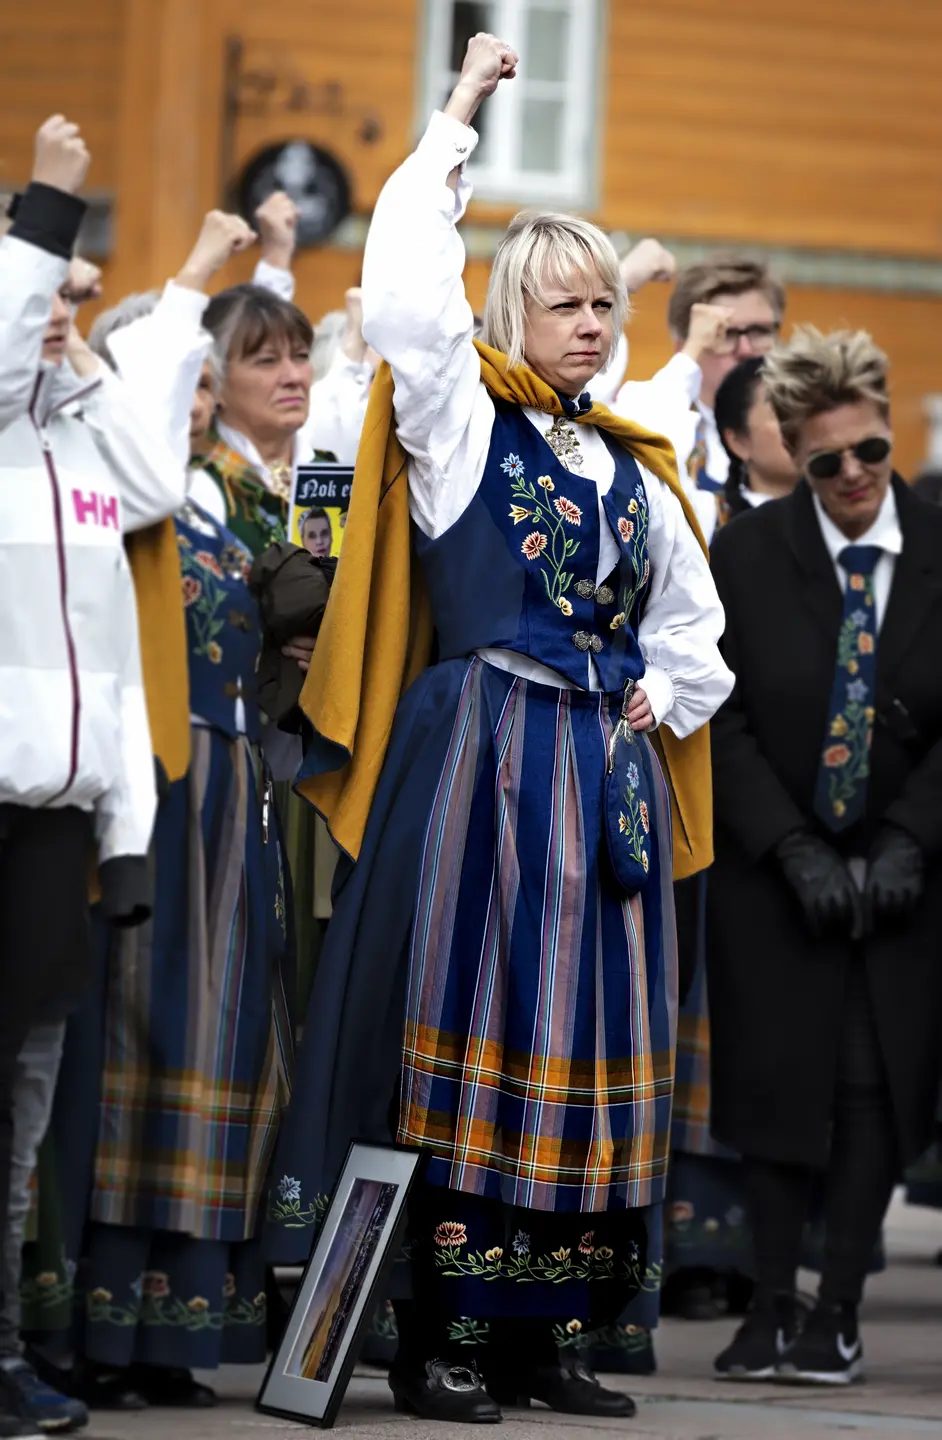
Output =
[
  {"x1": 777, "y1": 1303, "x2": 863, "y2": 1386},
  {"x1": 0, "y1": 1361, "x2": 88, "y2": 1433},
  {"x1": 714, "y1": 1294, "x2": 802, "y2": 1381}
]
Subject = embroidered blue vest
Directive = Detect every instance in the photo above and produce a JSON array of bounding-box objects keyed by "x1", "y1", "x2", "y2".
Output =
[
  {"x1": 415, "y1": 399, "x2": 651, "y2": 692},
  {"x1": 175, "y1": 501, "x2": 261, "y2": 743}
]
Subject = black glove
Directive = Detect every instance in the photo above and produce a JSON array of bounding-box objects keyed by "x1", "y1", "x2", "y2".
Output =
[
  {"x1": 775, "y1": 830, "x2": 862, "y2": 940},
  {"x1": 864, "y1": 824, "x2": 924, "y2": 930}
]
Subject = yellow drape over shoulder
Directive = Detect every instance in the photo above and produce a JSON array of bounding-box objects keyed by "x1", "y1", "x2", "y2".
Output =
[
  {"x1": 126, "y1": 519, "x2": 190, "y2": 782},
  {"x1": 298, "y1": 341, "x2": 714, "y2": 880}
]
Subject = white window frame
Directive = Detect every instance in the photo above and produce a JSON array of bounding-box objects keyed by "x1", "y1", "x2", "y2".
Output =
[{"x1": 421, "y1": 0, "x2": 602, "y2": 207}]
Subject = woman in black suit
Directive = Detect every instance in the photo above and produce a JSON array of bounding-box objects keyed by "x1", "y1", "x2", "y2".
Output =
[{"x1": 707, "y1": 328, "x2": 942, "y2": 1385}]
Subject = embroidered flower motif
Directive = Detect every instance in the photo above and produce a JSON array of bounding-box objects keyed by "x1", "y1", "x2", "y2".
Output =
[
  {"x1": 195, "y1": 550, "x2": 224, "y2": 578},
  {"x1": 626, "y1": 761, "x2": 640, "y2": 792},
  {"x1": 704, "y1": 1218, "x2": 720, "y2": 1233},
  {"x1": 669, "y1": 1200, "x2": 694, "y2": 1223},
  {"x1": 830, "y1": 714, "x2": 849, "y2": 737},
  {"x1": 595, "y1": 1246, "x2": 614, "y2": 1260},
  {"x1": 641, "y1": 558, "x2": 650, "y2": 586},
  {"x1": 143, "y1": 1271, "x2": 170, "y2": 1298},
  {"x1": 253, "y1": 1292, "x2": 268, "y2": 1307},
  {"x1": 508, "y1": 504, "x2": 531, "y2": 525},
  {"x1": 639, "y1": 800, "x2": 650, "y2": 834},
  {"x1": 610, "y1": 612, "x2": 626, "y2": 631},
  {"x1": 521, "y1": 531, "x2": 548, "y2": 560},
  {"x1": 187, "y1": 1296, "x2": 210, "y2": 1312},
  {"x1": 435, "y1": 1222, "x2": 468, "y2": 1248},
  {"x1": 628, "y1": 498, "x2": 639, "y2": 514},
  {"x1": 551, "y1": 1248, "x2": 571, "y2": 1262},
  {"x1": 849, "y1": 609, "x2": 869, "y2": 628},
  {"x1": 849, "y1": 574, "x2": 866, "y2": 591},
  {"x1": 484, "y1": 1247, "x2": 503, "y2": 1262},
  {"x1": 725, "y1": 1206, "x2": 746, "y2": 1228},
  {"x1": 182, "y1": 576, "x2": 202, "y2": 606},
  {"x1": 847, "y1": 658, "x2": 859, "y2": 675},
  {"x1": 512, "y1": 1230, "x2": 531, "y2": 1256},
  {"x1": 618, "y1": 813, "x2": 629, "y2": 834},
  {"x1": 90, "y1": 1288, "x2": 112, "y2": 1303},
  {"x1": 223, "y1": 1273, "x2": 237, "y2": 1299},
  {"x1": 36, "y1": 1273, "x2": 58, "y2": 1288},
  {"x1": 865, "y1": 706, "x2": 875, "y2": 722},
  {"x1": 858, "y1": 632, "x2": 874, "y2": 654},
  {"x1": 65, "y1": 1258, "x2": 77, "y2": 1286},
  {"x1": 629, "y1": 1241, "x2": 640, "y2": 1262},
  {"x1": 130, "y1": 1275, "x2": 144, "y2": 1301},
  {"x1": 846, "y1": 678, "x2": 868, "y2": 703},
  {"x1": 207, "y1": 641, "x2": 222, "y2": 664},
  {"x1": 177, "y1": 534, "x2": 192, "y2": 549},
  {"x1": 618, "y1": 518, "x2": 634, "y2": 542},
  {"x1": 578, "y1": 1232, "x2": 596, "y2": 1255},
  {"x1": 566, "y1": 1319, "x2": 583, "y2": 1334},
  {"x1": 554, "y1": 496, "x2": 582, "y2": 526},
  {"x1": 278, "y1": 1176, "x2": 301, "y2": 1202},
  {"x1": 558, "y1": 597, "x2": 573, "y2": 616},
  {"x1": 833, "y1": 799, "x2": 847, "y2": 818},
  {"x1": 641, "y1": 850, "x2": 649, "y2": 873},
  {"x1": 824, "y1": 744, "x2": 851, "y2": 768},
  {"x1": 501, "y1": 453, "x2": 525, "y2": 479},
  {"x1": 538, "y1": 476, "x2": 555, "y2": 491}
]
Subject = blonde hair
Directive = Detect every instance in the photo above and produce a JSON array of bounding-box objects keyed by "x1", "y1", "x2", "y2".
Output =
[
  {"x1": 482, "y1": 210, "x2": 628, "y2": 371},
  {"x1": 763, "y1": 326, "x2": 890, "y2": 448}
]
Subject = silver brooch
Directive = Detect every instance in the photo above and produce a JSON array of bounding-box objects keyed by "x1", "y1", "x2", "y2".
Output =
[{"x1": 545, "y1": 416, "x2": 583, "y2": 472}]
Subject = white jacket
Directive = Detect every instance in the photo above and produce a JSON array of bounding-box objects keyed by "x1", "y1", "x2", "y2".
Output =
[{"x1": 0, "y1": 217, "x2": 186, "y2": 879}]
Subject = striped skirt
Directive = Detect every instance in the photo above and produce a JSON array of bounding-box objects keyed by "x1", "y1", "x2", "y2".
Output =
[
  {"x1": 90, "y1": 727, "x2": 294, "y2": 1242},
  {"x1": 398, "y1": 658, "x2": 677, "y2": 1214}
]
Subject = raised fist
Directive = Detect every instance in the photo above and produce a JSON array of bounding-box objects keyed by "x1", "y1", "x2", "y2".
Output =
[
  {"x1": 620, "y1": 238, "x2": 676, "y2": 295},
  {"x1": 32, "y1": 115, "x2": 91, "y2": 195},
  {"x1": 63, "y1": 256, "x2": 103, "y2": 305},
  {"x1": 255, "y1": 190, "x2": 299, "y2": 263},
  {"x1": 456, "y1": 32, "x2": 519, "y2": 97},
  {"x1": 177, "y1": 210, "x2": 257, "y2": 292},
  {"x1": 683, "y1": 302, "x2": 736, "y2": 364}
]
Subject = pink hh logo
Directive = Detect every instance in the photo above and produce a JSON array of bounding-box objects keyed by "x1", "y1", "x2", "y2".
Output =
[{"x1": 72, "y1": 490, "x2": 119, "y2": 529}]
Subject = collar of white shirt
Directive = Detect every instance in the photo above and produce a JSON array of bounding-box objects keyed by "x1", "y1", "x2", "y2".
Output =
[
  {"x1": 216, "y1": 420, "x2": 301, "y2": 492},
  {"x1": 811, "y1": 482, "x2": 902, "y2": 566}
]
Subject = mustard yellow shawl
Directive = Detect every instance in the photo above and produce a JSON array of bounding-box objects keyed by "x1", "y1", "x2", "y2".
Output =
[
  {"x1": 126, "y1": 520, "x2": 190, "y2": 782},
  {"x1": 298, "y1": 341, "x2": 713, "y2": 881}
]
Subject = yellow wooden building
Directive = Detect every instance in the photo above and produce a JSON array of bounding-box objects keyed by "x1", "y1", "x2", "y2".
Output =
[{"x1": 3, "y1": 0, "x2": 942, "y2": 472}]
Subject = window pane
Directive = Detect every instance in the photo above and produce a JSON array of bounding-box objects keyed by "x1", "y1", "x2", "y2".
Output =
[
  {"x1": 450, "y1": 1, "x2": 493, "y2": 72},
  {"x1": 525, "y1": 6, "x2": 569, "y2": 83},
  {"x1": 519, "y1": 97, "x2": 563, "y2": 172}
]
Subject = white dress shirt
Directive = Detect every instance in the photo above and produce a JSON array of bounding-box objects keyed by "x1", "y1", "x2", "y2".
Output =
[
  {"x1": 614, "y1": 353, "x2": 726, "y2": 544},
  {"x1": 360, "y1": 111, "x2": 734, "y2": 739},
  {"x1": 812, "y1": 484, "x2": 902, "y2": 631}
]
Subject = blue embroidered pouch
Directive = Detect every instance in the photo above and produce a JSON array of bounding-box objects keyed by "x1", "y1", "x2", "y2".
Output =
[{"x1": 603, "y1": 680, "x2": 655, "y2": 896}]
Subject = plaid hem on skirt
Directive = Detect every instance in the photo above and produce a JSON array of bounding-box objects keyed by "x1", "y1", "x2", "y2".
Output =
[{"x1": 398, "y1": 658, "x2": 677, "y2": 1214}]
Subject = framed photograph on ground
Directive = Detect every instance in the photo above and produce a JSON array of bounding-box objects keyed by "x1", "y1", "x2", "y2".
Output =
[{"x1": 257, "y1": 1141, "x2": 422, "y2": 1429}]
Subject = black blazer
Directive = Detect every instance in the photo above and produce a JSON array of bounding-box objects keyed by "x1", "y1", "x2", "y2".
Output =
[{"x1": 704, "y1": 477, "x2": 942, "y2": 1167}]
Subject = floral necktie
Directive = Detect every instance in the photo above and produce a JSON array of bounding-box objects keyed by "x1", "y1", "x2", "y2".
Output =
[
  {"x1": 687, "y1": 410, "x2": 721, "y2": 492},
  {"x1": 813, "y1": 544, "x2": 881, "y2": 831}
]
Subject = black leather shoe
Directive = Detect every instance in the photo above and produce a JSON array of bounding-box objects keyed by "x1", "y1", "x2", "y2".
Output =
[
  {"x1": 488, "y1": 1355, "x2": 636, "y2": 1416},
  {"x1": 389, "y1": 1360, "x2": 502, "y2": 1424},
  {"x1": 127, "y1": 1366, "x2": 216, "y2": 1408}
]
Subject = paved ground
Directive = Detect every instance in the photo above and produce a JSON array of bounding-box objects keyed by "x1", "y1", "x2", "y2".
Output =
[{"x1": 82, "y1": 1193, "x2": 942, "y2": 1439}]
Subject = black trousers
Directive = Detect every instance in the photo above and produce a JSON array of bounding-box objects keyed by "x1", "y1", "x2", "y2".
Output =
[
  {"x1": 0, "y1": 807, "x2": 93, "y2": 1277},
  {"x1": 743, "y1": 962, "x2": 899, "y2": 1309}
]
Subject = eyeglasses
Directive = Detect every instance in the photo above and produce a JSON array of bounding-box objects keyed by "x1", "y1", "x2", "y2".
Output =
[
  {"x1": 713, "y1": 323, "x2": 780, "y2": 356},
  {"x1": 805, "y1": 436, "x2": 892, "y2": 481}
]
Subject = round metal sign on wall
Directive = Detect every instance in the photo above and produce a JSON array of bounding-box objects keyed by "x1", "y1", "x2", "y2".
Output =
[{"x1": 237, "y1": 142, "x2": 351, "y2": 247}]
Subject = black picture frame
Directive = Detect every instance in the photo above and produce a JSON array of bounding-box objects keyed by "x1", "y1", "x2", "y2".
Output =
[{"x1": 256, "y1": 1141, "x2": 422, "y2": 1429}]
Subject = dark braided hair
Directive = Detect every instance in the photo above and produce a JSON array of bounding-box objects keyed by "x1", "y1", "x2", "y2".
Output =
[{"x1": 714, "y1": 356, "x2": 767, "y2": 512}]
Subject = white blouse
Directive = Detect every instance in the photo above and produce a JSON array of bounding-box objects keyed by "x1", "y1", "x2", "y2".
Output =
[{"x1": 360, "y1": 111, "x2": 734, "y2": 739}]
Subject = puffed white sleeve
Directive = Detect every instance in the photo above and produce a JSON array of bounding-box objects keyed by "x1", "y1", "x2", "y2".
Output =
[
  {"x1": 637, "y1": 468, "x2": 734, "y2": 737},
  {"x1": 298, "y1": 348, "x2": 373, "y2": 464},
  {"x1": 360, "y1": 110, "x2": 494, "y2": 537}
]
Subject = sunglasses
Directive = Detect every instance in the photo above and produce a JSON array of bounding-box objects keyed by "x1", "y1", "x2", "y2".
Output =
[{"x1": 805, "y1": 436, "x2": 891, "y2": 481}]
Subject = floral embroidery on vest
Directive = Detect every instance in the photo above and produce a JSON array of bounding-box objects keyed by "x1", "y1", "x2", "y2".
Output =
[
  {"x1": 504, "y1": 454, "x2": 582, "y2": 613},
  {"x1": 178, "y1": 537, "x2": 227, "y2": 664},
  {"x1": 617, "y1": 481, "x2": 651, "y2": 621},
  {"x1": 618, "y1": 759, "x2": 651, "y2": 876}
]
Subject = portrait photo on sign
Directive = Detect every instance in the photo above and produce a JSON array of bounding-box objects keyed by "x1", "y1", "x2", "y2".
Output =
[
  {"x1": 290, "y1": 462, "x2": 354, "y2": 559},
  {"x1": 257, "y1": 1143, "x2": 422, "y2": 1428}
]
